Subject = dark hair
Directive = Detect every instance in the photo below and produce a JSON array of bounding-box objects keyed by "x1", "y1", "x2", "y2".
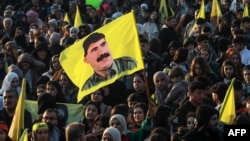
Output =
[
  {"x1": 188, "y1": 80, "x2": 206, "y2": 92},
  {"x1": 93, "y1": 114, "x2": 109, "y2": 128},
  {"x1": 173, "y1": 47, "x2": 189, "y2": 63},
  {"x1": 83, "y1": 32, "x2": 105, "y2": 57},
  {"x1": 111, "y1": 103, "x2": 129, "y2": 118},
  {"x1": 168, "y1": 67, "x2": 185, "y2": 79},
  {"x1": 148, "y1": 133, "x2": 166, "y2": 141},
  {"x1": 232, "y1": 36, "x2": 245, "y2": 44},
  {"x1": 127, "y1": 93, "x2": 142, "y2": 102},
  {"x1": 196, "y1": 34, "x2": 209, "y2": 42},
  {"x1": 46, "y1": 80, "x2": 68, "y2": 103},
  {"x1": 133, "y1": 102, "x2": 148, "y2": 115},
  {"x1": 210, "y1": 82, "x2": 228, "y2": 102}
]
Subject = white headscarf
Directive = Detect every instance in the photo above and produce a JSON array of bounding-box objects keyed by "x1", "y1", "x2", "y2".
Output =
[
  {"x1": 103, "y1": 127, "x2": 121, "y2": 141},
  {"x1": 109, "y1": 114, "x2": 129, "y2": 135},
  {"x1": 0, "y1": 72, "x2": 20, "y2": 95}
]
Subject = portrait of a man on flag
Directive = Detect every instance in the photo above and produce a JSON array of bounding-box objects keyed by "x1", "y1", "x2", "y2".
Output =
[{"x1": 59, "y1": 11, "x2": 144, "y2": 103}]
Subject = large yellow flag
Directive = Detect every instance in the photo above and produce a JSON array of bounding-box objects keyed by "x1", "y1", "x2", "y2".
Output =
[
  {"x1": 159, "y1": 0, "x2": 175, "y2": 24},
  {"x1": 19, "y1": 128, "x2": 28, "y2": 141},
  {"x1": 60, "y1": 11, "x2": 144, "y2": 103},
  {"x1": 63, "y1": 12, "x2": 71, "y2": 25},
  {"x1": 210, "y1": 0, "x2": 222, "y2": 28},
  {"x1": 219, "y1": 78, "x2": 236, "y2": 125},
  {"x1": 243, "y1": 4, "x2": 249, "y2": 17},
  {"x1": 74, "y1": 5, "x2": 83, "y2": 28},
  {"x1": 197, "y1": 0, "x2": 206, "y2": 19},
  {"x1": 8, "y1": 79, "x2": 26, "y2": 141}
]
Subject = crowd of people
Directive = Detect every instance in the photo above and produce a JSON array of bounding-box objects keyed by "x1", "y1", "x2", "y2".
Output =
[{"x1": 0, "y1": 0, "x2": 250, "y2": 141}]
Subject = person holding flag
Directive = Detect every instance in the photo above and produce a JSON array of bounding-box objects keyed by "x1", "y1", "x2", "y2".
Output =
[{"x1": 82, "y1": 32, "x2": 137, "y2": 91}]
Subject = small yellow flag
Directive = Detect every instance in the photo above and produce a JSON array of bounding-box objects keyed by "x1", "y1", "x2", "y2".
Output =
[
  {"x1": 74, "y1": 5, "x2": 83, "y2": 28},
  {"x1": 63, "y1": 12, "x2": 71, "y2": 25},
  {"x1": 19, "y1": 128, "x2": 28, "y2": 141},
  {"x1": 197, "y1": 0, "x2": 206, "y2": 19},
  {"x1": 210, "y1": 0, "x2": 222, "y2": 28},
  {"x1": 219, "y1": 78, "x2": 236, "y2": 125},
  {"x1": 8, "y1": 79, "x2": 26, "y2": 141}
]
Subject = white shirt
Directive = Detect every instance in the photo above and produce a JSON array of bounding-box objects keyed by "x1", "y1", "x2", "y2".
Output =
[{"x1": 240, "y1": 47, "x2": 250, "y2": 65}]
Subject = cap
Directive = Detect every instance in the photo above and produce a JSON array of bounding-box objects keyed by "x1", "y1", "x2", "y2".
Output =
[
  {"x1": 140, "y1": 3, "x2": 148, "y2": 10},
  {"x1": 32, "y1": 122, "x2": 49, "y2": 131}
]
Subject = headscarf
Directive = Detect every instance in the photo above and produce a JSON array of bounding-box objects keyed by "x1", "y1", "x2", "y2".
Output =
[
  {"x1": 153, "y1": 71, "x2": 169, "y2": 105},
  {"x1": 103, "y1": 127, "x2": 121, "y2": 141},
  {"x1": 109, "y1": 114, "x2": 129, "y2": 135},
  {"x1": 0, "y1": 72, "x2": 19, "y2": 95}
]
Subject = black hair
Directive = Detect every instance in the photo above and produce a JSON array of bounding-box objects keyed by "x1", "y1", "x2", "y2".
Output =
[
  {"x1": 188, "y1": 80, "x2": 206, "y2": 92},
  {"x1": 83, "y1": 32, "x2": 105, "y2": 57}
]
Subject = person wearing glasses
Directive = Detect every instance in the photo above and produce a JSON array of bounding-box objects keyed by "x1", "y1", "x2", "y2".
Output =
[{"x1": 41, "y1": 108, "x2": 66, "y2": 141}]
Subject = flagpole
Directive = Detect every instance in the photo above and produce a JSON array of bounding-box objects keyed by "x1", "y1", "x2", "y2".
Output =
[{"x1": 142, "y1": 69, "x2": 153, "y2": 108}]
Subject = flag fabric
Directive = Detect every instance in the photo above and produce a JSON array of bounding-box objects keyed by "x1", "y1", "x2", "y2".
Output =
[
  {"x1": 63, "y1": 12, "x2": 71, "y2": 25},
  {"x1": 59, "y1": 11, "x2": 144, "y2": 103},
  {"x1": 197, "y1": 0, "x2": 206, "y2": 19},
  {"x1": 74, "y1": 5, "x2": 83, "y2": 28},
  {"x1": 19, "y1": 128, "x2": 28, "y2": 141},
  {"x1": 25, "y1": 100, "x2": 83, "y2": 124},
  {"x1": 86, "y1": 0, "x2": 102, "y2": 9},
  {"x1": 210, "y1": 0, "x2": 222, "y2": 28},
  {"x1": 159, "y1": 0, "x2": 175, "y2": 24},
  {"x1": 8, "y1": 79, "x2": 26, "y2": 141},
  {"x1": 219, "y1": 78, "x2": 236, "y2": 125},
  {"x1": 243, "y1": 4, "x2": 249, "y2": 17}
]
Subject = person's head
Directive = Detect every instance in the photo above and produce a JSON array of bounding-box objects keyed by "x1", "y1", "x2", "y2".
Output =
[
  {"x1": 232, "y1": 36, "x2": 245, "y2": 51},
  {"x1": 226, "y1": 48, "x2": 242, "y2": 68},
  {"x1": 90, "y1": 88, "x2": 105, "y2": 103},
  {"x1": 49, "y1": 32, "x2": 61, "y2": 45},
  {"x1": 153, "y1": 71, "x2": 169, "y2": 90},
  {"x1": 92, "y1": 114, "x2": 109, "y2": 130},
  {"x1": 46, "y1": 80, "x2": 62, "y2": 98},
  {"x1": 69, "y1": 27, "x2": 79, "y2": 39},
  {"x1": 42, "y1": 108, "x2": 58, "y2": 126},
  {"x1": 139, "y1": 37, "x2": 149, "y2": 56},
  {"x1": 195, "y1": 105, "x2": 219, "y2": 131},
  {"x1": 132, "y1": 102, "x2": 148, "y2": 125},
  {"x1": 3, "y1": 89, "x2": 19, "y2": 111},
  {"x1": 148, "y1": 133, "x2": 166, "y2": 141},
  {"x1": 3, "y1": 18, "x2": 13, "y2": 30},
  {"x1": 211, "y1": 82, "x2": 228, "y2": 105},
  {"x1": 0, "y1": 121, "x2": 10, "y2": 141},
  {"x1": 168, "y1": 41, "x2": 180, "y2": 56},
  {"x1": 102, "y1": 127, "x2": 121, "y2": 141},
  {"x1": 168, "y1": 67, "x2": 185, "y2": 83},
  {"x1": 190, "y1": 56, "x2": 211, "y2": 76},
  {"x1": 127, "y1": 93, "x2": 142, "y2": 109},
  {"x1": 183, "y1": 37, "x2": 196, "y2": 51},
  {"x1": 172, "y1": 47, "x2": 189, "y2": 63},
  {"x1": 200, "y1": 47, "x2": 211, "y2": 62},
  {"x1": 132, "y1": 73, "x2": 145, "y2": 93},
  {"x1": 83, "y1": 32, "x2": 113, "y2": 74},
  {"x1": 242, "y1": 65, "x2": 250, "y2": 84},
  {"x1": 109, "y1": 114, "x2": 128, "y2": 135},
  {"x1": 31, "y1": 122, "x2": 49, "y2": 141},
  {"x1": 84, "y1": 101, "x2": 100, "y2": 123},
  {"x1": 165, "y1": 16, "x2": 176, "y2": 28},
  {"x1": 50, "y1": 54, "x2": 61, "y2": 72},
  {"x1": 65, "y1": 122, "x2": 85, "y2": 141},
  {"x1": 59, "y1": 71, "x2": 74, "y2": 89},
  {"x1": 110, "y1": 104, "x2": 130, "y2": 123},
  {"x1": 36, "y1": 84, "x2": 46, "y2": 98},
  {"x1": 186, "y1": 112, "x2": 196, "y2": 130},
  {"x1": 221, "y1": 59, "x2": 237, "y2": 79},
  {"x1": 2, "y1": 72, "x2": 19, "y2": 91},
  {"x1": 196, "y1": 34, "x2": 209, "y2": 50},
  {"x1": 153, "y1": 105, "x2": 173, "y2": 128},
  {"x1": 188, "y1": 81, "x2": 206, "y2": 105}
]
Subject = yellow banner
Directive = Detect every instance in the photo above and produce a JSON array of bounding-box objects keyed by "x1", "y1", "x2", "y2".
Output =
[{"x1": 60, "y1": 11, "x2": 144, "y2": 103}]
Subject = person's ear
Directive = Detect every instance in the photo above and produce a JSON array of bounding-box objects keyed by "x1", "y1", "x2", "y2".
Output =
[{"x1": 84, "y1": 57, "x2": 88, "y2": 63}]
